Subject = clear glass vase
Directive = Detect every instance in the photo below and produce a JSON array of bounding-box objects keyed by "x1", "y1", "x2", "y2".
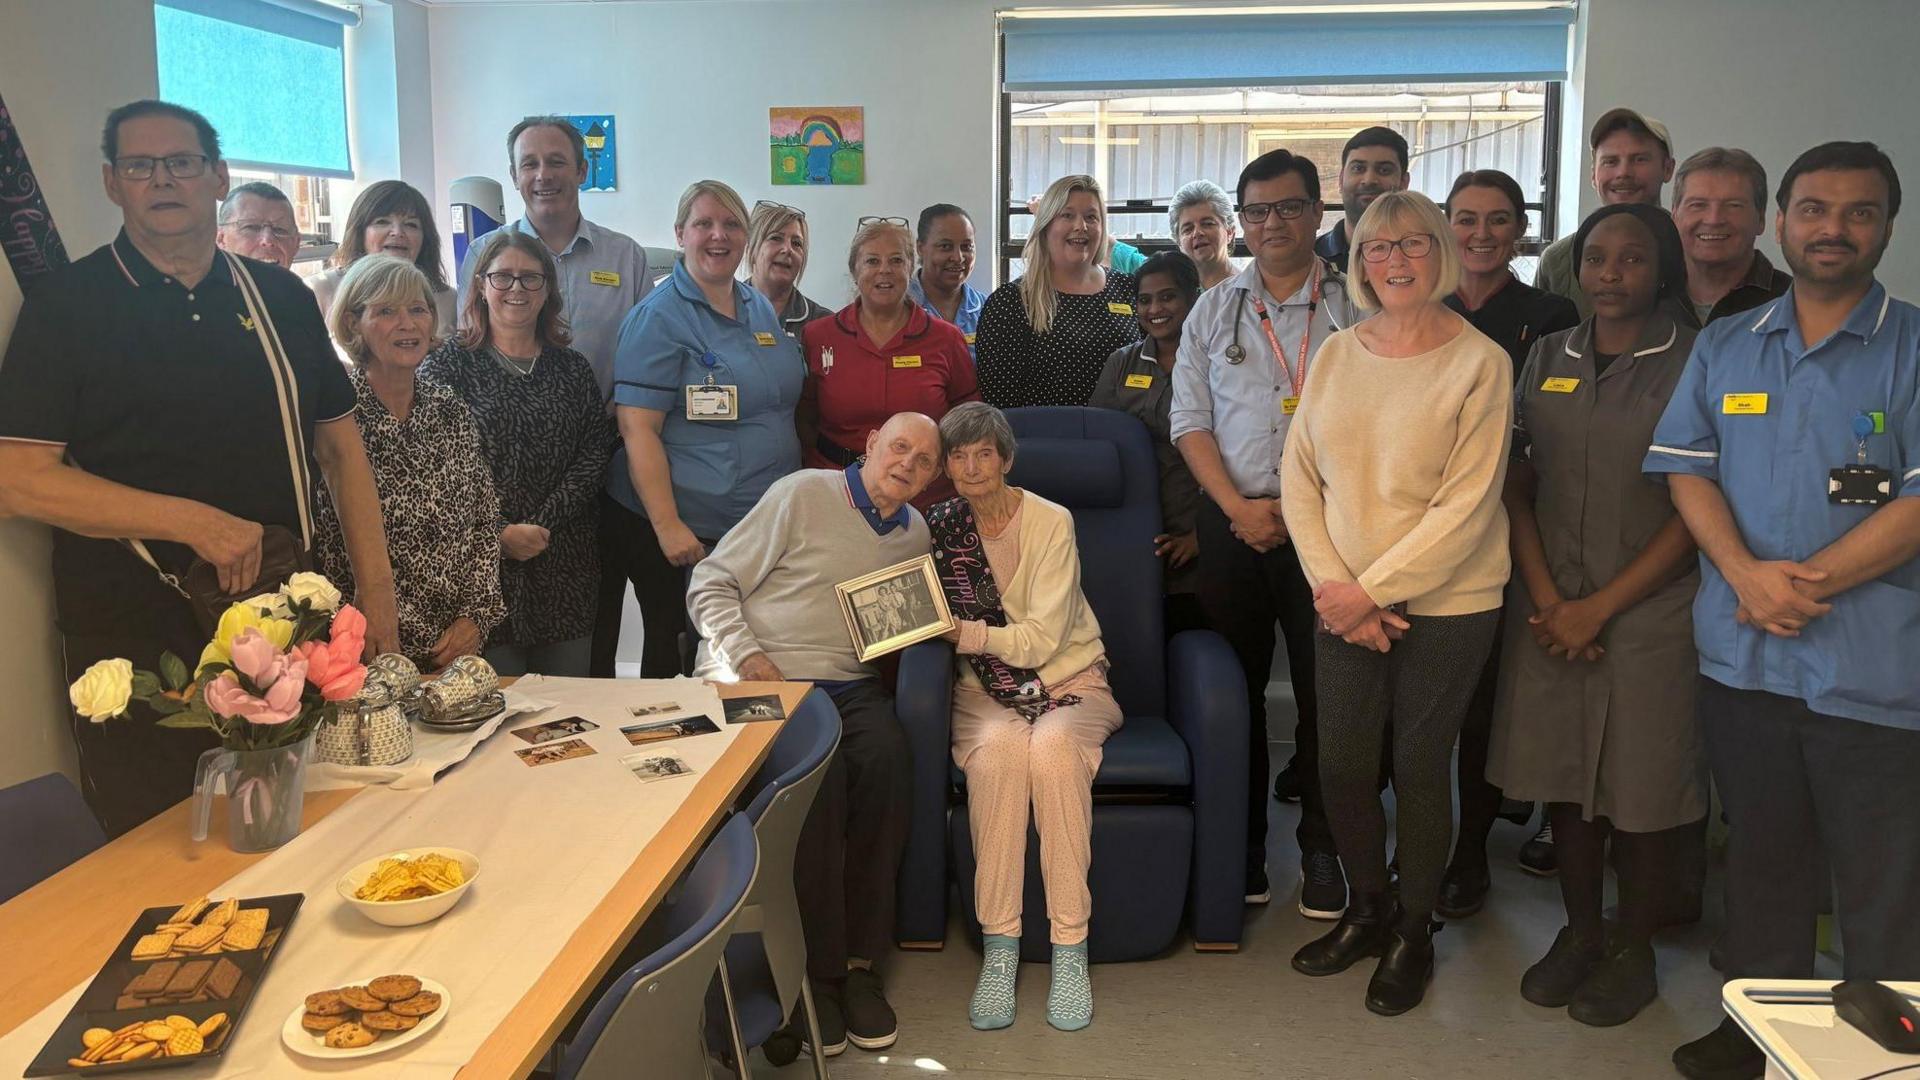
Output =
[{"x1": 191, "y1": 734, "x2": 315, "y2": 853}]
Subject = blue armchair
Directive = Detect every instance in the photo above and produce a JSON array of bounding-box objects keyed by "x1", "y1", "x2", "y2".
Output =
[{"x1": 895, "y1": 406, "x2": 1248, "y2": 962}]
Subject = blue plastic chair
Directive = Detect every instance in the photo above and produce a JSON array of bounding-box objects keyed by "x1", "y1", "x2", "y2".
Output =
[
  {"x1": 558, "y1": 814, "x2": 759, "y2": 1080},
  {"x1": 0, "y1": 773, "x2": 107, "y2": 904}
]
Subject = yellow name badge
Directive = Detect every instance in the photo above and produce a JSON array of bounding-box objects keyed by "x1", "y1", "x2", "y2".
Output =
[
  {"x1": 1723, "y1": 393, "x2": 1770, "y2": 415},
  {"x1": 754, "y1": 332, "x2": 778, "y2": 346},
  {"x1": 1282, "y1": 396, "x2": 1301, "y2": 415},
  {"x1": 1108, "y1": 302, "x2": 1134, "y2": 315},
  {"x1": 892, "y1": 355, "x2": 922, "y2": 369},
  {"x1": 1540, "y1": 377, "x2": 1580, "y2": 393},
  {"x1": 589, "y1": 270, "x2": 621, "y2": 287},
  {"x1": 964, "y1": 333, "x2": 977, "y2": 345},
  {"x1": 1125, "y1": 373, "x2": 1153, "y2": 389}
]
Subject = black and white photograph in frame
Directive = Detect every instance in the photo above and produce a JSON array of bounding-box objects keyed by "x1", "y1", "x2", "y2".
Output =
[{"x1": 835, "y1": 554, "x2": 955, "y2": 662}]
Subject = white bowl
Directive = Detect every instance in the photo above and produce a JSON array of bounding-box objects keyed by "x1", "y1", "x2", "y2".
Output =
[{"x1": 336, "y1": 848, "x2": 479, "y2": 927}]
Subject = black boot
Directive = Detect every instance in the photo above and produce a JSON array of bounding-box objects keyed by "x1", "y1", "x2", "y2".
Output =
[
  {"x1": 1672, "y1": 1016, "x2": 1764, "y2": 1080},
  {"x1": 1436, "y1": 851, "x2": 1491, "y2": 919},
  {"x1": 1520, "y1": 924, "x2": 1606, "y2": 1008},
  {"x1": 1570, "y1": 936, "x2": 1658, "y2": 1028},
  {"x1": 1291, "y1": 891, "x2": 1397, "y2": 976},
  {"x1": 1366, "y1": 920, "x2": 1440, "y2": 1016}
]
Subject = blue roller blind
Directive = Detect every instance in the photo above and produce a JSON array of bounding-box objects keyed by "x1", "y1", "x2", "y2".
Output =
[
  {"x1": 1003, "y1": 7, "x2": 1575, "y2": 92},
  {"x1": 154, "y1": 0, "x2": 356, "y2": 177}
]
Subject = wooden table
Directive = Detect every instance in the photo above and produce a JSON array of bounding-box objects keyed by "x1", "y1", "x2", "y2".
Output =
[{"x1": 0, "y1": 680, "x2": 806, "y2": 1078}]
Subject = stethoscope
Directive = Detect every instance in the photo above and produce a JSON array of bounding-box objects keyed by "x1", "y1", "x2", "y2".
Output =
[{"x1": 1223, "y1": 263, "x2": 1336, "y2": 364}]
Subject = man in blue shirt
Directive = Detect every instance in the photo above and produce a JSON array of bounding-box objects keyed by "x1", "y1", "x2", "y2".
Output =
[{"x1": 1645, "y1": 142, "x2": 1920, "y2": 1080}]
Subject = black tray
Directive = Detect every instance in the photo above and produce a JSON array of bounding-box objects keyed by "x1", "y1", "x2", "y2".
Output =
[{"x1": 24, "y1": 893, "x2": 304, "y2": 1076}]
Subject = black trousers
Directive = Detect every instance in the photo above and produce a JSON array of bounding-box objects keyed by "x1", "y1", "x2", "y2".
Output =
[
  {"x1": 1195, "y1": 498, "x2": 1328, "y2": 863},
  {"x1": 1453, "y1": 629, "x2": 1507, "y2": 854},
  {"x1": 61, "y1": 598, "x2": 219, "y2": 838},
  {"x1": 795, "y1": 680, "x2": 914, "y2": 981},
  {"x1": 589, "y1": 494, "x2": 707, "y2": 679},
  {"x1": 1701, "y1": 677, "x2": 1920, "y2": 980}
]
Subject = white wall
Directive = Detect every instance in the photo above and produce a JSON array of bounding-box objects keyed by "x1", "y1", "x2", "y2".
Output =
[
  {"x1": 425, "y1": 0, "x2": 999, "y2": 308},
  {"x1": 0, "y1": 0, "x2": 160, "y2": 789},
  {"x1": 1575, "y1": 0, "x2": 1919, "y2": 297}
]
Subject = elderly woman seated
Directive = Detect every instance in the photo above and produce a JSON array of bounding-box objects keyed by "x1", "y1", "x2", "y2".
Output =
[
  {"x1": 314, "y1": 255, "x2": 506, "y2": 670},
  {"x1": 927, "y1": 401, "x2": 1123, "y2": 1034}
]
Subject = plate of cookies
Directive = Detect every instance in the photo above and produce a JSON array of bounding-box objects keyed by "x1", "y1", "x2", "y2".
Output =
[{"x1": 280, "y1": 974, "x2": 449, "y2": 1059}]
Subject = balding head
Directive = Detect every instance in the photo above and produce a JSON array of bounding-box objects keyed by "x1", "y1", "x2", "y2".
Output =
[{"x1": 861, "y1": 412, "x2": 942, "y2": 513}]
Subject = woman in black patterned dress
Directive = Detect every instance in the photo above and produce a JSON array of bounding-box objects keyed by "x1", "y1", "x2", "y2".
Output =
[
  {"x1": 423, "y1": 229, "x2": 615, "y2": 676},
  {"x1": 315, "y1": 255, "x2": 506, "y2": 670}
]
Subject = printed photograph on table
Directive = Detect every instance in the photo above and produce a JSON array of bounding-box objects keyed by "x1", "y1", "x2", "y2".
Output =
[
  {"x1": 627, "y1": 701, "x2": 685, "y2": 718},
  {"x1": 770, "y1": 106, "x2": 864, "y2": 186},
  {"x1": 513, "y1": 737, "x2": 597, "y2": 767},
  {"x1": 624, "y1": 753, "x2": 696, "y2": 783},
  {"x1": 563, "y1": 114, "x2": 616, "y2": 191},
  {"x1": 835, "y1": 554, "x2": 953, "y2": 661},
  {"x1": 722, "y1": 694, "x2": 786, "y2": 724},
  {"x1": 622, "y1": 715, "x2": 720, "y2": 745},
  {"x1": 510, "y1": 715, "x2": 599, "y2": 745}
]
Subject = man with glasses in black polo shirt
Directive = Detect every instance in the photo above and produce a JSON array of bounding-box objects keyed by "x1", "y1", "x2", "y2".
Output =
[{"x1": 0, "y1": 100, "x2": 399, "y2": 836}]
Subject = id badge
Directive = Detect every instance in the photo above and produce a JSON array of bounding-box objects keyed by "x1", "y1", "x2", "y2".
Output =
[
  {"x1": 685, "y1": 384, "x2": 739, "y2": 421},
  {"x1": 1828, "y1": 464, "x2": 1893, "y2": 506}
]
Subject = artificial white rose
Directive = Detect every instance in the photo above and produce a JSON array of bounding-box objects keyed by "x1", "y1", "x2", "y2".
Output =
[
  {"x1": 70, "y1": 658, "x2": 135, "y2": 722},
  {"x1": 239, "y1": 592, "x2": 292, "y2": 619},
  {"x1": 280, "y1": 572, "x2": 342, "y2": 613}
]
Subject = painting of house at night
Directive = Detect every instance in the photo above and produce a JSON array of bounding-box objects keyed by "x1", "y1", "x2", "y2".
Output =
[{"x1": 770, "y1": 106, "x2": 865, "y2": 186}]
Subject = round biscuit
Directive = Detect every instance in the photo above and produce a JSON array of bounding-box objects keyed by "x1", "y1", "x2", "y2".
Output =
[
  {"x1": 300, "y1": 1012, "x2": 349, "y2": 1033},
  {"x1": 359, "y1": 1010, "x2": 418, "y2": 1032},
  {"x1": 81, "y1": 1028, "x2": 112, "y2": 1050},
  {"x1": 388, "y1": 990, "x2": 442, "y2": 1017},
  {"x1": 338, "y1": 986, "x2": 386, "y2": 1012},
  {"x1": 323, "y1": 1022, "x2": 377, "y2": 1049},
  {"x1": 140, "y1": 1023, "x2": 174, "y2": 1042},
  {"x1": 366, "y1": 974, "x2": 421, "y2": 1002},
  {"x1": 304, "y1": 990, "x2": 350, "y2": 1016}
]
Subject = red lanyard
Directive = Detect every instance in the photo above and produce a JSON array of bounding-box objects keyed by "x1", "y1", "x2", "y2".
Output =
[{"x1": 1250, "y1": 262, "x2": 1321, "y2": 398}]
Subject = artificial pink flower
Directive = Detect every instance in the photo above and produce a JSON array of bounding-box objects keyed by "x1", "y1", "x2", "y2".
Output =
[
  {"x1": 331, "y1": 604, "x2": 367, "y2": 646},
  {"x1": 228, "y1": 628, "x2": 281, "y2": 687},
  {"x1": 297, "y1": 637, "x2": 368, "y2": 702},
  {"x1": 204, "y1": 667, "x2": 307, "y2": 726}
]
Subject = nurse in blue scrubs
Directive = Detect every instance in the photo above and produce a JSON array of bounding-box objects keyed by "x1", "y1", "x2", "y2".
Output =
[{"x1": 599, "y1": 179, "x2": 803, "y2": 676}]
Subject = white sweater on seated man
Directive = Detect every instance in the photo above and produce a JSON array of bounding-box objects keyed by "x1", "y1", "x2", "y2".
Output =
[{"x1": 687, "y1": 413, "x2": 942, "y2": 683}]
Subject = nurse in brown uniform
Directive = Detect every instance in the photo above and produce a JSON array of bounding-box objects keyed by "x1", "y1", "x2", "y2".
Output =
[{"x1": 1488, "y1": 203, "x2": 1705, "y2": 1029}]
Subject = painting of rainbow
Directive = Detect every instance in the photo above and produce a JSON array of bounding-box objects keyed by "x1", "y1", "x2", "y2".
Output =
[{"x1": 770, "y1": 106, "x2": 865, "y2": 186}]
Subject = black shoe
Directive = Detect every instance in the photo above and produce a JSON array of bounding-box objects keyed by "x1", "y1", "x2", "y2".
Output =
[
  {"x1": 1518, "y1": 822, "x2": 1558, "y2": 876},
  {"x1": 1436, "y1": 854, "x2": 1490, "y2": 919},
  {"x1": 1292, "y1": 891, "x2": 1396, "y2": 976},
  {"x1": 801, "y1": 980, "x2": 847, "y2": 1057},
  {"x1": 1569, "y1": 937, "x2": 1658, "y2": 1027},
  {"x1": 1298, "y1": 850, "x2": 1347, "y2": 920},
  {"x1": 1273, "y1": 759, "x2": 1302, "y2": 803},
  {"x1": 1673, "y1": 1017, "x2": 1765, "y2": 1080},
  {"x1": 1366, "y1": 921, "x2": 1440, "y2": 1016},
  {"x1": 1520, "y1": 925, "x2": 1605, "y2": 1008},
  {"x1": 842, "y1": 968, "x2": 898, "y2": 1051},
  {"x1": 1246, "y1": 864, "x2": 1272, "y2": 905}
]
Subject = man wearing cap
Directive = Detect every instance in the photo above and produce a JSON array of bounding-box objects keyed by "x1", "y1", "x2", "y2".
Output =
[{"x1": 1535, "y1": 108, "x2": 1675, "y2": 317}]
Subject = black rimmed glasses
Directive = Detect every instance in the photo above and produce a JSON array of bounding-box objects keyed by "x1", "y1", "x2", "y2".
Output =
[
  {"x1": 1236, "y1": 198, "x2": 1312, "y2": 224},
  {"x1": 114, "y1": 154, "x2": 212, "y2": 181},
  {"x1": 858, "y1": 215, "x2": 910, "y2": 227},
  {"x1": 484, "y1": 271, "x2": 549, "y2": 292},
  {"x1": 754, "y1": 200, "x2": 805, "y2": 220},
  {"x1": 1357, "y1": 234, "x2": 1437, "y2": 263}
]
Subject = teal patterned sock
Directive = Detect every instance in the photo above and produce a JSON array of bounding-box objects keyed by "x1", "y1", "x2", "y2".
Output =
[
  {"x1": 969, "y1": 934, "x2": 1020, "y2": 1030},
  {"x1": 1047, "y1": 941, "x2": 1092, "y2": 1031}
]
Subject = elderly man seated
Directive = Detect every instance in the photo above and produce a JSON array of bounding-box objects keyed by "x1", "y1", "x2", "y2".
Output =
[{"x1": 687, "y1": 411, "x2": 942, "y2": 1058}]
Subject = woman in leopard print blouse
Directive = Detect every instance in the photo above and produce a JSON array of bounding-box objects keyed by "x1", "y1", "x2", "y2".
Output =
[
  {"x1": 315, "y1": 255, "x2": 506, "y2": 669},
  {"x1": 423, "y1": 230, "x2": 615, "y2": 676}
]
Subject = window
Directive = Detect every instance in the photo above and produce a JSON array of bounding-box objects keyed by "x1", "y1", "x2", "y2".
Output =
[{"x1": 225, "y1": 166, "x2": 338, "y2": 270}]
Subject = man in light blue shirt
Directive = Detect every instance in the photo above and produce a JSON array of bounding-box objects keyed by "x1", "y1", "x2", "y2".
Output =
[
  {"x1": 457, "y1": 116, "x2": 651, "y2": 400},
  {"x1": 1646, "y1": 142, "x2": 1920, "y2": 1080},
  {"x1": 1170, "y1": 147, "x2": 1357, "y2": 919}
]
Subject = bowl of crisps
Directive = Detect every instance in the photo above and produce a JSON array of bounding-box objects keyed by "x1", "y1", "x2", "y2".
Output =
[{"x1": 337, "y1": 848, "x2": 479, "y2": 927}]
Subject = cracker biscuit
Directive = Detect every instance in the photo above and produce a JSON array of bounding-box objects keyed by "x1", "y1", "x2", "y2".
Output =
[
  {"x1": 117, "y1": 1042, "x2": 159, "y2": 1062},
  {"x1": 205, "y1": 957, "x2": 244, "y2": 1000},
  {"x1": 367, "y1": 974, "x2": 421, "y2": 1002},
  {"x1": 162, "y1": 960, "x2": 213, "y2": 999},
  {"x1": 139, "y1": 1023, "x2": 174, "y2": 1042},
  {"x1": 131, "y1": 932, "x2": 176, "y2": 961},
  {"x1": 166, "y1": 1026, "x2": 204, "y2": 1056},
  {"x1": 304, "y1": 989, "x2": 350, "y2": 1016},
  {"x1": 201, "y1": 897, "x2": 239, "y2": 928},
  {"x1": 359, "y1": 1009, "x2": 418, "y2": 1032},
  {"x1": 173, "y1": 922, "x2": 225, "y2": 953},
  {"x1": 198, "y1": 1012, "x2": 228, "y2": 1038},
  {"x1": 220, "y1": 921, "x2": 264, "y2": 951},
  {"x1": 388, "y1": 990, "x2": 442, "y2": 1017},
  {"x1": 167, "y1": 896, "x2": 210, "y2": 925},
  {"x1": 165, "y1": 1015, "x2": 195, "y2": 1031},
  {"x1": 154, "y1": 922, "x2": 196, "y2": 936},
  {"x1": 230, "y1": 908, "x2": 269, "y2": 931},
  {"x1": 126, "y1": 960, "x2": 180, "y2": 998},
  {"x1": 80, "y1": 1028, "x2": 113, "y2": 1050},
  {"x1": 338, "y1": 986, "x2": 385, "y2": 1013},
  {"x1": 323, "y1": 1022, "x2": 377, "y2": 1049},
  {"x1": 301, "y1": 1011, "x2": 349, "y2": 1033}
]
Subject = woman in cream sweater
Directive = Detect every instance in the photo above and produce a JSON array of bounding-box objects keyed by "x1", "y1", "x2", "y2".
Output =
[
  {"x1": 928, "y1": 401, "x2": 1119, "y2": 1035},
  {"x1": 1280, "y1": 190, "x2": 1512, "y2": 1016}
]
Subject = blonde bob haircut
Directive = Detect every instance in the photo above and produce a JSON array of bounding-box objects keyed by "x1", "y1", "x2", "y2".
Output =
[
  {"x1": 744, "y1": 201, "x2": 810, "y2": 287},
  {"x1": 1019, "y1": 174, "x2": 1109, "y2": 336},
  {"x1": 1348, "y1": 190, "x2": 1461, "y2": 312},
  {"x1": 674, "y1": 179, "x2": 750, "y2": 235},
  {"x1": 847, "y1": 219, "x2": 915, "y2": 278},
  {"x1": 328, "y1": 254, "x2": 436, "y2": 364}
]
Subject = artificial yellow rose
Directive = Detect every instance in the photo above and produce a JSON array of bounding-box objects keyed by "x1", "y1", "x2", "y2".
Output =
[
  {"x1": 280, "y1": 572, "x2": 342, "y2": 613},
  {"x1": 70, "y1": 658, "x2": 135, "y2": 721},
  {"x1": 196, "y1": 602, "x2": 296, "y2": 674}
]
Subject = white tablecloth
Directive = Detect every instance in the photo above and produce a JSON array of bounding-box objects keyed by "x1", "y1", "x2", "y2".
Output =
[{"x1": 0, "y1": 677, "x2": 734, "y2": 1078}]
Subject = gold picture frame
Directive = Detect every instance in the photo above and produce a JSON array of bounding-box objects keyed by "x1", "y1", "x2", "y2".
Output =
[{"x1": 834, "y1": 554, "x2": 955, "y2": 662}]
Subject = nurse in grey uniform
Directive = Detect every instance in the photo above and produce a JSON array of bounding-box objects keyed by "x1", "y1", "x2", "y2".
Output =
[{"x1": 1488, "y1": 203, "x2": 1705, "y2": 1029}]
